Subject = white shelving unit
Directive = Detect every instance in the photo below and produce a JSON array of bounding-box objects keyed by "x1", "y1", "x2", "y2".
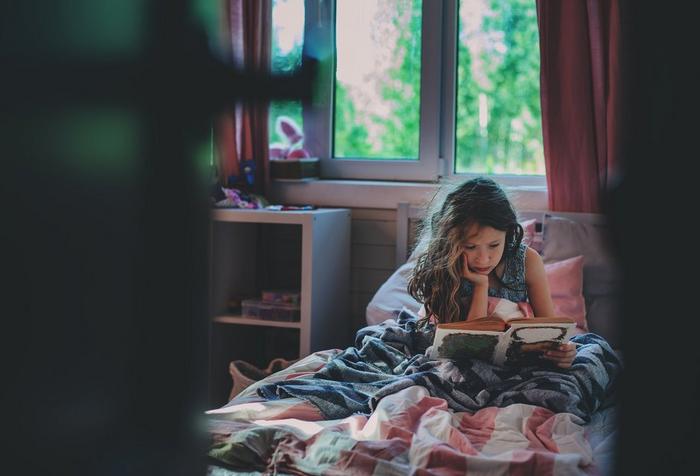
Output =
[{"x1": 208, "y1": 207, "x2": 351, "y2": 405}]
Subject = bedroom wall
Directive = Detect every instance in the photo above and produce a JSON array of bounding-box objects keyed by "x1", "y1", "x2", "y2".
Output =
[
  {"x1": 350, "y1": 208, "x2": 397, "y2": 333},
  {"x1": 350, "y1": 207, "x2": 424, "y2": 334}
]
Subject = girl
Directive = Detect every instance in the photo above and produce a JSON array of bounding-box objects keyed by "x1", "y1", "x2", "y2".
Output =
[{"x1": 408, "y1": 177, "x2": 576, "y2": 368}]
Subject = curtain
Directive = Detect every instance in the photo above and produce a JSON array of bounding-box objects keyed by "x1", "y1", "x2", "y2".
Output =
[
  {"x1": 537, "y1": 0, "x2": 622, "y2": 213},
  {"x1": 215, "y1": 0, "x2": 272, "y2": 195}
]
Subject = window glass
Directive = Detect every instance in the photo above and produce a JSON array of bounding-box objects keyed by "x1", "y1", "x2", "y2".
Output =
[
  {"x1": 334, "y1": 0, "x2": 422, "y2": 159},
  {"x1": 269, "y1": 0, "x2": 305, "y2": 158},
  {"x1": 455, "y1": 0, "x2": 544, "y2": 174}
]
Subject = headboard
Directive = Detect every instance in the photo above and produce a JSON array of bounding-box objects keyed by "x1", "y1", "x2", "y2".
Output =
[{"x1": 395, "y1": 202, "x2": 425, "y2": 267}]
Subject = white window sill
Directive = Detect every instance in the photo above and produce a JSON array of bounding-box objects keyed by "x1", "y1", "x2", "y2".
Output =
[{"x1": 270, "y1": 179, "x2": 549, "y2": 211}]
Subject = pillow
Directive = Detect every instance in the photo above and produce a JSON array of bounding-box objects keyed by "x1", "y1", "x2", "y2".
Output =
[
  {"x1": 542, "y1": 215, "x2": 620, "y2": 297},
  {"x1": 545, "y1": 255, "x2": 587, "y2": 331},
  {"x1": 365, "y1": 256, "x2": 422, "y2": 326},
  {"x1": 542, "y1": 214, "x2": 621, "y2": 344},
  {"x1": 585, "y1": 295, "x2": 620, "y2": 347}
]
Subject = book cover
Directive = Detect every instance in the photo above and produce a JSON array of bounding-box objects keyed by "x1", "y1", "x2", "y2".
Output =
[{"x1": 428, "y1": 316, "x2": 577, "y2": 367}]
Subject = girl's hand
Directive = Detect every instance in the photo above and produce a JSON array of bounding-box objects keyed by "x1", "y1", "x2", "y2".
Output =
[
  {"x1": 461, "y1": 253, "x2": 489, "y2": 288},
  {"x1": 542, "y1": 342, "x2": 577, "y2": 368}
]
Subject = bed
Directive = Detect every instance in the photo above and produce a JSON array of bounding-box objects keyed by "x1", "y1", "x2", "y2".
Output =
[{"x1": 205, "y1": 207, "x2": 623, "y2": 475}]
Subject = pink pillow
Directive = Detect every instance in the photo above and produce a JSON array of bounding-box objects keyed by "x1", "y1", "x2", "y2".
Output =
[{"x1": 544, "y1": 255, "x2": 587, "y2": 331}]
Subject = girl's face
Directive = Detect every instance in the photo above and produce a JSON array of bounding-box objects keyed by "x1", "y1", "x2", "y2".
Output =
[{"x1": 461, "y1": 224, "x2": 507, "y2": 275}]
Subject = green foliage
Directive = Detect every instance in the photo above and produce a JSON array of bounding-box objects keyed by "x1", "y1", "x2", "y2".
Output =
[
  {"x1": 271, "y1": 41, "x2": 301, "y2": 74},
  {"x1": 374, "y1": 0, "x2": 422, "y2": 158},
  {"x1": 269, "y1": 3, "x2": 304, "y2": 145},
  {"x1": 456, "y1": 0, "x2": 544, "y2": 174},
  {"x1": 334, "y1": 82, "x2": 372, "y2": 156},
  {"x1": 334, "y1": 0, "x2": 421, "y2": 159},
  {"x1": 273, "y1": 0, "x2": 543, "y2": 173},
  {"x1": 455, "y1": 40, "x2": 480, "y2": 171}
]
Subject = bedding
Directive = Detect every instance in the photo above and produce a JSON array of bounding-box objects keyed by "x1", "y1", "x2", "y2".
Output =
[
  {"x1": 206, "y1": 311, "x2": 621, "y2": 475},
  {"x1": 257, "y1": 310, "x2": 619, "y2": 421},
  {"x1": 208, "y1": 387, "x2": 616, "y2": 475}
]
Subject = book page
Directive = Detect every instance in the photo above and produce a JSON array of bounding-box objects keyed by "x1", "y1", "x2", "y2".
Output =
[
  {"x1": 429, "y1": 320, "x2": 576, "y2": 366},
  {"x1": 493, "y1": 322, "x2": 576, "y2": 367},
  {"x1": 429, "y1": 327, "x2": 501, "y2": 361}
]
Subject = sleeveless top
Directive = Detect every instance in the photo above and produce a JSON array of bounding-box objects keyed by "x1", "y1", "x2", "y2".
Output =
[{"x1": 460, "y1": 242, "x2": 529, "y2": 303}]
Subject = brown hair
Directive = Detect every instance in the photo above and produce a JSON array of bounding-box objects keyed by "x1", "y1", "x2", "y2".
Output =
[{"x1": 407, "y1": 177, "x2": 523, "y2": 325}]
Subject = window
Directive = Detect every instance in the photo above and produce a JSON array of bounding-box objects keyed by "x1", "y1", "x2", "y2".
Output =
[
  {"x1": 272, "y1": 0, "x2": 544, "y2": 184},
  {"x1": 455, "y1": 0, "x2": 544, "y2": 175},
  {"x1": 269, "y1": 0, "x2": 305, "y2": 156}
]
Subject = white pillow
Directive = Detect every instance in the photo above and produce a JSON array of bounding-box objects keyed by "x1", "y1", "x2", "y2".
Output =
[{"x1": 365, "y1": 255, "x2": 421, "y2": 326}]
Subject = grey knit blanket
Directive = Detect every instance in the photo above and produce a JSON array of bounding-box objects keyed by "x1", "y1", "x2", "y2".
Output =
[{"x1": 258, "y1": 309, "x2": 622, "y2": 422}]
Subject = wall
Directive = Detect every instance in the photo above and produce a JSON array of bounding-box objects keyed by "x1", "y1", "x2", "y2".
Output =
[{"x1": 349, "y1": 208, "x2": 397, "y2": 333}]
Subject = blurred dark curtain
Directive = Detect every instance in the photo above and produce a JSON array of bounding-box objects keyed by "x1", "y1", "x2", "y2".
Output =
[
  {"x1": 611, "y1": 1, "x2": 699, "y2": 474},
  {"x1": 2, "y1": 1, "x2": 211, "y2": 474}
]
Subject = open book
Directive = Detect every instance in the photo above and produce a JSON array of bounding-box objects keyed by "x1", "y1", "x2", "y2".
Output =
[{"x1": 427, "y1": 316, "x2": 577, "y2": 367}]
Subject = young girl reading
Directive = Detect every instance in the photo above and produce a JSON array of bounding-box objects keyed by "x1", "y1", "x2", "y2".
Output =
[{"x1": 408, "y1": 177, "x2": 576, "y2": 368}]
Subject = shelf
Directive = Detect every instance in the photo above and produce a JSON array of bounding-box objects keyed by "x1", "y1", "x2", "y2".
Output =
[
  {"x1": 211, "y1": 207, "x2": 348, "y2": 225},
  {"x1": 208, "y1": 207, "x2": 350, "y2": 407},
  {"x1": 212, "y1": 315, "x2": 302, "y2": 328}
]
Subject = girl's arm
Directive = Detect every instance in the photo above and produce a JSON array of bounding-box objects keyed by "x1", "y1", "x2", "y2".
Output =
[
  {"x1": 465, "y1": 283, "x2": 489, "y2": 321},
  {"x1": 461, "y1": 254, "x2": 489, "y2": 320},
  {"x1": 524, "y1": 247, "x2": 554, "y2": 317},
  {"x1": 524, "y1": 247, "x2": 576, "y2": 368}
]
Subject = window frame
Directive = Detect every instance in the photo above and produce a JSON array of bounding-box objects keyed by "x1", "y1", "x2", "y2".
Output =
[{"x1": 297, "y1": 0, "x2": 546, "y2": 187}]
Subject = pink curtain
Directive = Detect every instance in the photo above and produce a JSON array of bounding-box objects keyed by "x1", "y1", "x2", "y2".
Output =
[
  {"x1": 537, "y1": 0, "x2": 622, "y2": 212},
  {"x1": 215, "y1": 0, "x2": 272, "y2": 194}
]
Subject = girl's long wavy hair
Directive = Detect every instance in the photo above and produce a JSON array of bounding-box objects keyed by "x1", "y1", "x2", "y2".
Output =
[{"x1": 407, "y1": 177, "x2": 523, "y2": 325}]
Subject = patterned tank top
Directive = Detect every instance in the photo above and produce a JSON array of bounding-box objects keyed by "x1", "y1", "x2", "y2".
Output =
[{"x1": 460, "y1": 242, "x2": 529, "y2": 303}]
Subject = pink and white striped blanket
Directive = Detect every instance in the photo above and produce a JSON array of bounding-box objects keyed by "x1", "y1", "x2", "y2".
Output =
[{"x1": 206, "y1": 350, "x2": 616, "y2": 475}]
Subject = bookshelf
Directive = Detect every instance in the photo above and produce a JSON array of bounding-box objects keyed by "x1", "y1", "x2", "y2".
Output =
[{"x1": 208, "y1": 207, "x2": 350, "y2": 406}]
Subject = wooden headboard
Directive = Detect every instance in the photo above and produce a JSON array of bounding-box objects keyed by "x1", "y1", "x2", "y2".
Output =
[{"x1": 395, "y1": 202, "x2": 424, "y2": 267}]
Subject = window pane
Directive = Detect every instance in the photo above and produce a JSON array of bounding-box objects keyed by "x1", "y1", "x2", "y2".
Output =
[
  {"x1": 269, "y1": 0, "x2": 305, "y2": 158},
  {"x1": 455, "y1": 0, "x2": 544, "y2": 175},
  {"x1": 334, "y1": 0, "x2": 422, "y2": 159}
]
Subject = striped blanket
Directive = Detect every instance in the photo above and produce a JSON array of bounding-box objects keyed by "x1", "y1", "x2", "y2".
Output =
[{"x1": 207, "y1": 310, "x2": 621, "y2": 475}]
